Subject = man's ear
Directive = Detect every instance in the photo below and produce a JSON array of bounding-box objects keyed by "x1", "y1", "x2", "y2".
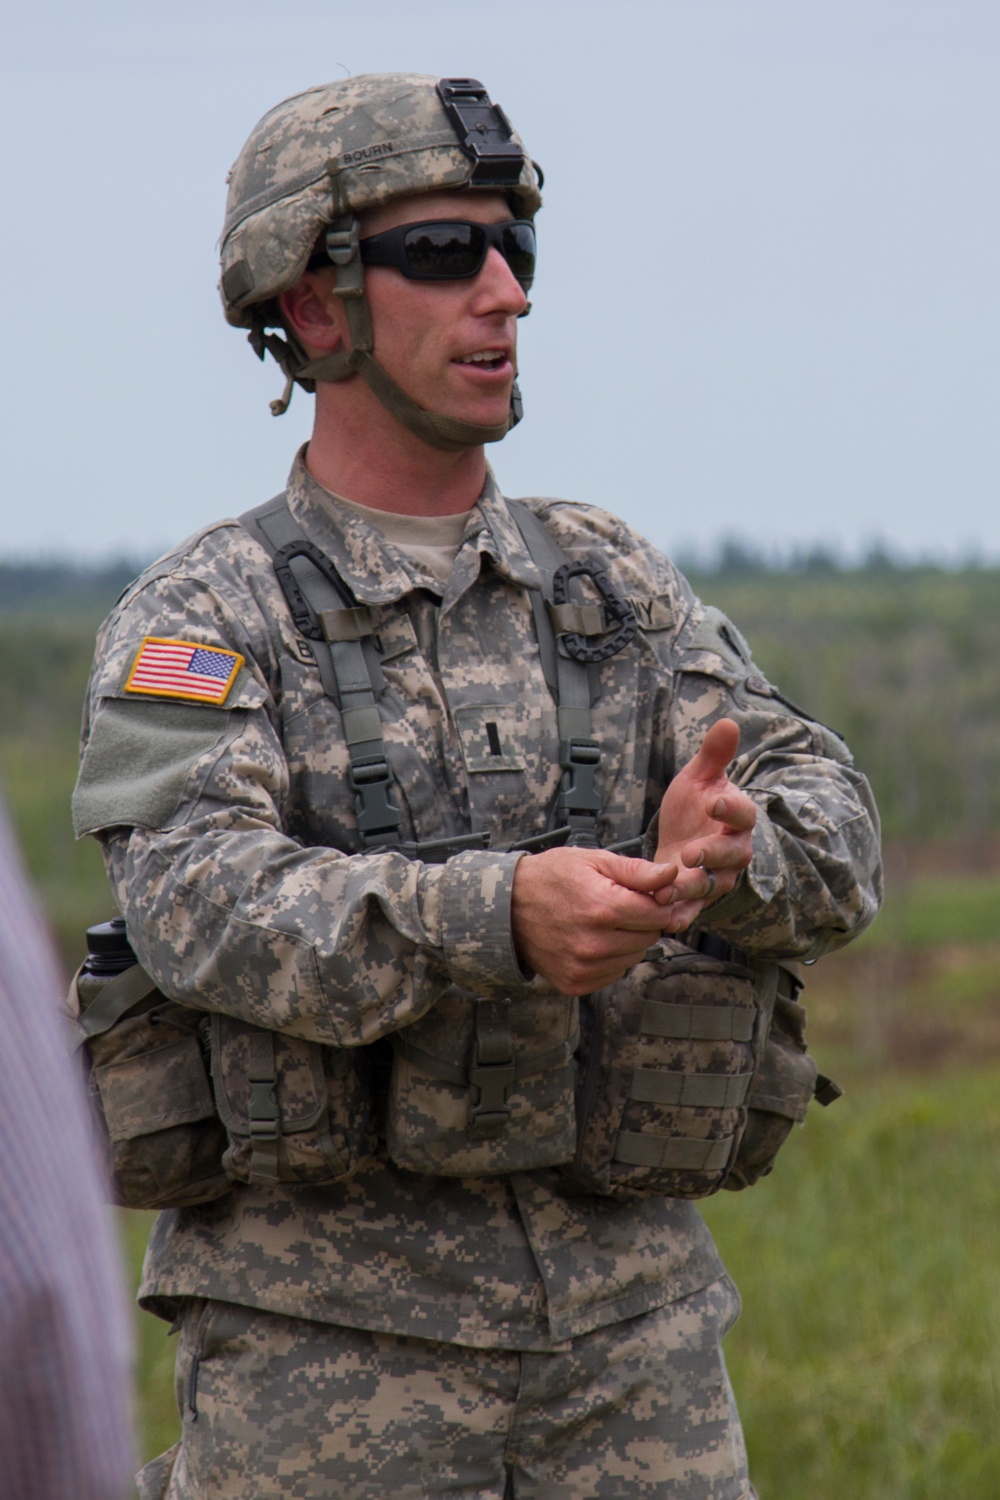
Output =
[{"x1": 278, "y1": 273, "x2": 346, "y2": 355}]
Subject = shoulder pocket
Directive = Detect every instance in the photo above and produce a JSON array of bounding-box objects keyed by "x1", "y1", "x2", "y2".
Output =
[{"x1": 74, "y1": 699, "x2": 243, "y2": 835}]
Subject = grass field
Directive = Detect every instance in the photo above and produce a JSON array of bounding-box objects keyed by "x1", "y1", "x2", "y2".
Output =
[
  {"x1": 3, "y1": 596, "x2": 1000, "y2": 1496},
  {"x1": 705, "y1": 1067, "x2": 1000, "y2": 1498}
]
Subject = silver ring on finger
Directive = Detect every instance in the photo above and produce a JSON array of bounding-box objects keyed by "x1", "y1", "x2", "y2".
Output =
[{"x1": 700, "y1": 866, "x2": 717, "y2": 899}]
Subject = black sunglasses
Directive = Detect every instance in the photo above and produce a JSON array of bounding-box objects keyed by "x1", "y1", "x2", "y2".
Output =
[{"x1": 357, "y1": 219, "x2": 536, "y2": 290}]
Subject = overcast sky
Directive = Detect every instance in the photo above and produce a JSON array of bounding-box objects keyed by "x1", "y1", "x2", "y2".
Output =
[{"x1": 3, "y1": 0, "x2": 998, "y2": 564}]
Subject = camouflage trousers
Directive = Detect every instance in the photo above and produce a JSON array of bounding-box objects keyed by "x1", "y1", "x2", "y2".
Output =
[{"x1": 138, "y1": 1276, "x2": 756, "y2": 1500}]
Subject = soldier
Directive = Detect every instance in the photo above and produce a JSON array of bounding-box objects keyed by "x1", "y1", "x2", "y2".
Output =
[{"x1": 73, "y1": 74, "x2": 881, "y2": 1499}]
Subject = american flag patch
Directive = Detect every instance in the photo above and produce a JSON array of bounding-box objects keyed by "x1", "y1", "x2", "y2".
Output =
[{"x1": 124, "y1": 638, "x2": 244, "y2": 705}]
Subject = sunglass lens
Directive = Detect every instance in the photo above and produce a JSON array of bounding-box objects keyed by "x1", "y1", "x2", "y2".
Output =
[
  {"x1": 402, "y1": 223, "x2": 483, "y2": 278},
  {"x1": 502, "y1": 223, "x2": 536, "y2": 287}
]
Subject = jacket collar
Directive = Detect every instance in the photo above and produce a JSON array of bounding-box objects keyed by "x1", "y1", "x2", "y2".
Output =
[{"x1": 284, "y1": 447, "x2": 543, "y2": 606}]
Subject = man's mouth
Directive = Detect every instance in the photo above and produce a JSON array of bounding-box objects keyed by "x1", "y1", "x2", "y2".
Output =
[{"x1": 456, "y1": 349, "x2": 508, "y2": 371}]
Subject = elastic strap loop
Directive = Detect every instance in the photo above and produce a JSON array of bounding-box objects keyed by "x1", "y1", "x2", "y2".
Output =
[
  {"x1": 247, "y1": 1030, "x2": 280, "y2": 1183},
  {"x1": 615, "y1": 1131, "x2": 734, "y2": 1172},
  {"x1": 77, "y1": 963, "x2": 158, "y2": 1040},
  {"x1": 629, "y1": 1068, "x2": 753, "y2": 1109},
  {"x1": 641, "y1": 999, "x2": 757, "y2": 1042}
]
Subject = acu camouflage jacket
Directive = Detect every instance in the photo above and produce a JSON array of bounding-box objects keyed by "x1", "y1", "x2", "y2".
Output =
[{"x1": 74, "y1": 451, "x2": 882, "y2": 1349}]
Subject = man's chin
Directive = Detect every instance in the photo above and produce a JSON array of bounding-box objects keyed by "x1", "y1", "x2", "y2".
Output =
[{"x1": 440, "y1": 394, "x2": 514, "y2": 433}]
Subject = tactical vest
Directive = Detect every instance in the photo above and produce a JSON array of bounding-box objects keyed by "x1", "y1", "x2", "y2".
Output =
[
  {"x1": 237, "y1": 494, "x2": 839, "y2": 1193},
  {"x1": 71, "y1": 494, "x2": 838, "y2": 1210},
  {"x1": 237, "y1": 493, "x2": 626, "y2": 1177}
]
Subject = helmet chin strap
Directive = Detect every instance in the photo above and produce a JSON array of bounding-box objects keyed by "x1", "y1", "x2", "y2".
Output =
[{"x1": 261, "y1": 216, "x2": 523, "y2": 451}]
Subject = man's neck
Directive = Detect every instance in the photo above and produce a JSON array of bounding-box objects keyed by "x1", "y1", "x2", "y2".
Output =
[{"x1": 304, "y1": 397, "x2": 487, "y2": 517}]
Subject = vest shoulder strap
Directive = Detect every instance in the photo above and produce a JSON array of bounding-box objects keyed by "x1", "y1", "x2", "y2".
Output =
[
  {"x1": 507, "y1": 501, "x2": 602, "y2": 846},
  {"x1": 240, "y1": 494, "x2": 403, "y2": 849}
]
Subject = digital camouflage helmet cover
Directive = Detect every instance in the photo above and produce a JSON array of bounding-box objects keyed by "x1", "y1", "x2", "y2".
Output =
[{"x1": 220, "y1": 73, "x2": 542, "y2": 448}]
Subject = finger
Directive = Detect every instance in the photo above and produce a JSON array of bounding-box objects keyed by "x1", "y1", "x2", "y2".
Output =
[
  {"x1": 679, "y1": 832, "x2": 754, "y2": 871},
  {"x1": 659, "y1": 899, "x2": 707, "y2": 934},
  {"x1": 707, "y1": 792, "x2": 757, "y2": 831},
  {"x1": 593, "y1": 852, "x2": 679, "y2": 894},
  {"x1": 671, "y1": 865, "x2": 739, "y2": 903},
  {"x1": 609, "y1": 892, "x2": 688, "y2": 932}
]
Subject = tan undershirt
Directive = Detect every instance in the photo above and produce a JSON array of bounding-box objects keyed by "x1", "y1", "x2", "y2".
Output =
[{"x1": 327, "y1": 491, "x2": 473, "y2": 592}]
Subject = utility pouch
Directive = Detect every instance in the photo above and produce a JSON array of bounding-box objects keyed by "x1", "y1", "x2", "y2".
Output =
[
  {"x1": 385, "y1": 986, "x2": 579, "y2": 1175},
  {"x1": 70, "y1": 921, "x2": 231, "y2": 1211},
  {"x1": 211, "y1": 1015, "x2": 378, "y2": 1187},
  {"x1": 566, "y1": 940, "x2": 763, "y2": 1200}
]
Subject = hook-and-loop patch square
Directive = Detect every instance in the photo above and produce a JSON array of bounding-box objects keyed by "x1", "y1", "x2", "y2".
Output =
[{"x1": 124, "y1": 638, "x2": 245, "y2": 706}]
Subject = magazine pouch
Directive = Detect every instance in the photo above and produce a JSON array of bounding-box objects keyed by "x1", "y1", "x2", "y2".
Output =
[
  {"x1": 566, "y1": 940, "x2": 763, "y2": 1200},
  {"x1": 211, "y1": 1014, "x2": 378, "y2": 1186},
  {"x1": 385, "y1": 985, "x2": 578, "y2": 1175}
]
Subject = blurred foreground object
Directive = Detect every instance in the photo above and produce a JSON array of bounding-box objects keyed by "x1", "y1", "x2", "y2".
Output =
[{"x1": 0, "y1": 792, "x2": 134, "y2": 1499}]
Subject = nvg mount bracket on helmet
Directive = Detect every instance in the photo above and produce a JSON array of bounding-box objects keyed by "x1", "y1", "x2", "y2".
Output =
[{"x1": 435, "y1": 78, "x2": 524, "y2": 186}]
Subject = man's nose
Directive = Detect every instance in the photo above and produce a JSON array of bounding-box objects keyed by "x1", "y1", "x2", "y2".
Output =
[{"x1": 473, "y1": 246, "x2": 529, "y2": 316}]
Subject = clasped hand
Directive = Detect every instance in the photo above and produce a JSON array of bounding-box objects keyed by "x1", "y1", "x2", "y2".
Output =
[{"x1": 510, "y1": 719, "x2": 755, "y2": 995}]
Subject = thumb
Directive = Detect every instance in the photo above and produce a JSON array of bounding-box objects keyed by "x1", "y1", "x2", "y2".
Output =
[
  {"x1": 685, "y1": 717, "x2": 740, "y2": 784},
  {"x1": 593, "y1": 851, "x2": 678, "y2": 893}
]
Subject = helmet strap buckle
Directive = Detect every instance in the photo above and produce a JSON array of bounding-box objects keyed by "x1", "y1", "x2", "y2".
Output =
[{"x1": 324, "y1": 218, "x2": 360, "y2": 268}]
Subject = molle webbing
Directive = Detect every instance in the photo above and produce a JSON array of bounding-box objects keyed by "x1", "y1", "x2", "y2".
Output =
[
  {"x1": 566, "y1": 943, "x2": 768, "y2": 1201},
  {"x1": 613, "y1": 988, "x2": 759, "y2": 1175},
  {"x1": 628, "y1": 1070, "x2": 752, "y2": 1109},
  {"x1": 640, "y1": 999, "x2": 756, "y2": 1042}
]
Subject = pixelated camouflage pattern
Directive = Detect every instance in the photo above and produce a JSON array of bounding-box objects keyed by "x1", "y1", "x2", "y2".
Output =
[
  {"x1": 568, "y1": 942, "x2": 759, "y2": 1201},
  {"x1": 139, "y1": 1278, "x2": 754, "y2": 1500},
  {"x1": 76, "y1": 449, "x2": 881, "y2": 1346},
  {"x1": 386, "y1": 985, "x2": 578, "y2": 1175},
  {"x1": 221, "y1": 73, "x2": 542, "y2": 327}
]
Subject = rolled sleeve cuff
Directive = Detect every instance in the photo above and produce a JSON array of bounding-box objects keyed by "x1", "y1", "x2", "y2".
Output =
[{"x1": 437, "y1": 850, "x2": 527, "y2": 993}]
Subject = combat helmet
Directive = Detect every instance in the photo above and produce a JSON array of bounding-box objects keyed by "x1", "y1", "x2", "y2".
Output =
[{"x1": 220, "y1": 73, "x2": 542, "y2": 449}]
